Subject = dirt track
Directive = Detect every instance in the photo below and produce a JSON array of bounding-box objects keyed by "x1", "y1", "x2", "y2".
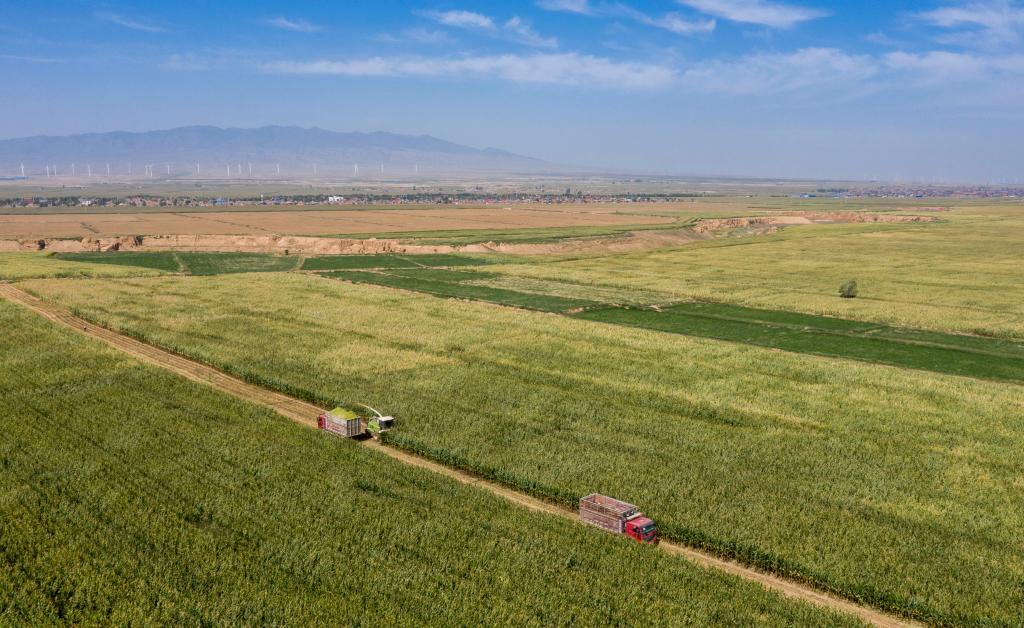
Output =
[{"x1": 0, "y1": 282, "x2": 917, "y2": 628}]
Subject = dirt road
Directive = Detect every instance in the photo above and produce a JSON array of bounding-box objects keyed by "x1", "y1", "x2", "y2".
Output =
[{"x1": 0, "y1": 282, "x2": 917, "y2": 628}]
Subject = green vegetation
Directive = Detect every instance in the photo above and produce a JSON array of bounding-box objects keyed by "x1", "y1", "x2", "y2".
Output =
[
  {"x1": 0, "y1": 297, "x2": 853, "y2": 626},
  {"x1": 318, "y1": 260, "x2": 1024, "y2": 382},
  {"x1": 54, "y1": 251, "x2": 182, "y2": 272},
  {"x1": 0, "y1": 252, "x2": 166, "y2": 280},
  {"x1": 300, "y1": 253, "x2": 491, "y2": 271},
  {"x1": 574, "y1": 302, "x2": 1024, "y2": 382},
  {"x1": 175, "y1": 252, "x2": 299, "y2": 275},
  {"x1": 327, "y1": 220, "x2": 697, "y2": 246},
  {"x1": 26, "y1": 272, "x2": 1024, "y2": 625},
  {"x1": 327, "y1": 268, "x2": 598, "y2": 311},
  {"x1": 490, "y1": 206, "x2": 1024, "y2": 338}
]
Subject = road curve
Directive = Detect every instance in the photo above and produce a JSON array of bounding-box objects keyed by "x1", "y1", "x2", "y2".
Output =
[{"x1": 0, "y1": 283, "x2": 918, "y2": 628}]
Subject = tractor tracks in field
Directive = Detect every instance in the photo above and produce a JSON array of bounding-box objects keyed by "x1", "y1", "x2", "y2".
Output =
[{"x1": 0, "y1": 283, "x2": 917, "y2": 628}]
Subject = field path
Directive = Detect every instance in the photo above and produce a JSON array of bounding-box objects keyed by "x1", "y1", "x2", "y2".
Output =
[{"x1": 0, "y1": 282, "x2": 917, "y2": 628}]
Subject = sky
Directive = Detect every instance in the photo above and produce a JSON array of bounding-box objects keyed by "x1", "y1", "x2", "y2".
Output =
[{"x1": 2, "y1": 0, "x2": 1023, "y2": 182}]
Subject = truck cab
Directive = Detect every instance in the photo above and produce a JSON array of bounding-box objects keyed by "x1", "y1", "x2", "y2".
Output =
[{"x1": 624, "y1": 516, "x2": 658, "y2": 544}]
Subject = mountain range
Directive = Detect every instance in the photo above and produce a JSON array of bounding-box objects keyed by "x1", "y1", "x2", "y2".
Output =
[{"x1": 0, "y1": 126, "x2": 554, "y2": 179}]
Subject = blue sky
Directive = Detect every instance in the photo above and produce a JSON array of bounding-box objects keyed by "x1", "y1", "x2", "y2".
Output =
[{"x1": 2, "y1": 0, "x2": 1023, "y2": 181}]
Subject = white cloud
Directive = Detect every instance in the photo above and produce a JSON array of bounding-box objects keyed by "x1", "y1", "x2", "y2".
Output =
[
  {"x1": 611, "y1": 5, "x2": 717, "y2": 35},
  {"x1": 266, "y1": 16, "x2": 322, "y2": 33},
  {"x1": 422, "y1": 10, "x2": 556, "y2": 47},
  {"x1": 917, "y1": 1, "x2": 1024, "y2": 43},
  {"x1": 885, "y1": 50, "x2": 1024, "y2": 80},
  {"x1": 97, "y1": 12, "x2": 165, "y2": 33},
  {"x1": 424, "y1": 10, "x2": 496, "y2": 29},
  {"x1": 504, "y1": 17, "x2": 558, "y2": 47},
  {"x1": 678, "y1": 0, "x2": 827, "y2": 28},
  {"x1": 261, "y1": 53, "x2": 676, "y2": 88},
  {"x1": 682, "y1": 47, "x2": 876, "y2": 93},
  {"x1": 376, "y1": 28, "x2": 454, "y2": 45},
  {"x1": 641, "y1": 12, "x2": 717, "y2": 35},
  {"x1": 536, "y1": 0, "x2": 593, "y2": 14}
]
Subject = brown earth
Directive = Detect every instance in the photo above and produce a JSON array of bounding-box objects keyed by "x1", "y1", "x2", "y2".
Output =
[
  {"x1": 0, "y1": 205, "x2": 675, "y2": 239},
  {"x1": 0, "y1": 212, "x2": 937, "y2": 256},
  {"x1": 0, "y1": 283, "x2": 918, "y2": 628}
]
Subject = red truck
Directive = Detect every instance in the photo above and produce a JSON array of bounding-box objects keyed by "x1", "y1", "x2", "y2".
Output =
[{"x1": 579, "y1": 493, "x2": 658, "y2": 544}]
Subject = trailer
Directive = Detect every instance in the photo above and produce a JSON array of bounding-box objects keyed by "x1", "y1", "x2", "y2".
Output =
[
  {"x1": 316, "y1": 405, "x2": 396, "y2": 439},
  {"x1": 317, "y1": 407, "x2": 365, "y2": 438},
  {"x1": 579, "y1": 493, "x2": 658, "y2": 544}
]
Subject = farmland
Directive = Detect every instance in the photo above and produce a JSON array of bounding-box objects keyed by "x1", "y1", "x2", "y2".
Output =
[
  {"x1": 23, "y1": 270, "x2": 1024, "y2": 625},
  {"x1": 0, "y1": 204, "x2": 677, "y2": 238},
  {"x1": 0, "y1": 251, "x2": 166, "y2": 280},
  {"x1": 491, "y1": 205, "x2": 1024, "y2": 338},
  {"x1": 0, "y1": 297, "x2": 857, "y2": 626},
  {"x1": 4, "y1": 197, "x2": 1023, "y2": 625}
]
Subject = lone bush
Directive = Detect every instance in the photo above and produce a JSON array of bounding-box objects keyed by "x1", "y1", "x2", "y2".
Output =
[{"x1": 839, "y1": 279, "x2": 858, "y2": 298}]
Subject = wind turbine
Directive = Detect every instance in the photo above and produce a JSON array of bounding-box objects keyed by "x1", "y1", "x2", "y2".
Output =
[
  {"x1": 248, "y1": 162, "x2": 252, "y2": 176},
  {"x1": 45, "y1": 165, "x2": 50, "y2": 177},
  {"x1": 226, "y1": 164, "x2": 230, "y2": 177},
  {"x1": 72, "y1": 163, "x2": 76, "y2": 176},
  {"x1": 276, "y1": 163, "x2": 280, "y2": 176},
  {"x1": 87, "y1": 164, "x2": 92, "y2": 177},
  {"x1": 106, "y1": 163, "x2": 111, "y2": 176},
  {"x1": 166, "y1": 163, "x2": 170, "y2": 176},
  {"x1": 313, "y1": 163, "x2": 318, "y2": 176},
  {"x1": 19, "y1": 163, "x2": 25, "y2": 177},
  {"x1": 379, "y1": 162, "x2": 384, "y2": 176},
  {"x1": 196, "y1": 162, "x2": 200, "y2": 177},
  {"x1": 353, "y1": 163, "x2": 359, "y2": 176}
]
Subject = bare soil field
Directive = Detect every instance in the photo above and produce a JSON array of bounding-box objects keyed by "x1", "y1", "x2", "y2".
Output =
[
  {"x1": 0, "y1": 208, "x2": 937, "y2": 255},
  {"x1": 0, "y1": 205, "x2": 675, "y2": 239}
]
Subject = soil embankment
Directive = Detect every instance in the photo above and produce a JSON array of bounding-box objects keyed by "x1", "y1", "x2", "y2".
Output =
[{"x1": 0, "y1": 213, "x2": 936, "y2": 256}]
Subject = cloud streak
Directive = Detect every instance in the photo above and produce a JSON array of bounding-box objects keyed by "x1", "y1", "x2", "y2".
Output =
[
  {"x1": 917, "y1": 1, "x2": 1024, "y2": 43},
  {"x1": 682, "y1": 47, "x2": 875, "y2": 93},
  {"x1": 678, "y1": 0, "x2": 827, "y2": 28},
  {"x1": 97, "y1": 12, "x2": 165, "y2": 33},
  {"x1": 261, "y1": 53, "x2": 675, "y2": 88},
  {"x1": 422, "y1": 9, "x2": 557, "y2": 47},
  {"x1": 536, "y1": 0, "x2": 593, "y2": 14},
  {"x1": 266, "y1": 16, "x2": 322, "y2": 33}
]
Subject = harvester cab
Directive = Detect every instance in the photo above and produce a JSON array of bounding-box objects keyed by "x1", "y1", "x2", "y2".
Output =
[{"x1": 359, "y1": 404, "x2": 396, "y2": 440}]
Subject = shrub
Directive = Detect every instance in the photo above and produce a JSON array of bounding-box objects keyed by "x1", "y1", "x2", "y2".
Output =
[{"x1": 839, "y1": 280, "x2": 858, "y2": 298}]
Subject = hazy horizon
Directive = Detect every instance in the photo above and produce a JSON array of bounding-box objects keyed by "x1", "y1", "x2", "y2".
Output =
[{"x1": 4, "y1": 1, "x2": 1024, "y2": 183}]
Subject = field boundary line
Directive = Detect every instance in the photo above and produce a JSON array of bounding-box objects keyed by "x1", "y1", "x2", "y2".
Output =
[{"x1": 0, "y1": 283, "x2": 917, "y2": 628}]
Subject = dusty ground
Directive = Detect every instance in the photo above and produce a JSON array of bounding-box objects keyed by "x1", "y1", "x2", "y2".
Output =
[
  {"x1": 0, "y1": 205, "x2": 675, "y2": 239},
  {"x1": 0, "y1": 212, "x2": 937, "y2": 255}
]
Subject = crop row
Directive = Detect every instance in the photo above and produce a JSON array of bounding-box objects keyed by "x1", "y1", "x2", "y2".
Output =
[
  {"x1": 24, "y1": 272, "x2": 1024, "y2": 625},
  {"x1": 0, "y1": 297, "x2": 852, "y2": 626}
]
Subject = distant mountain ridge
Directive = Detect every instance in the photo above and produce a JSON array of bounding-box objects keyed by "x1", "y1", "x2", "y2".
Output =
[{"x1": 0, "y1": 125, "x2": 552, "y2": 178}]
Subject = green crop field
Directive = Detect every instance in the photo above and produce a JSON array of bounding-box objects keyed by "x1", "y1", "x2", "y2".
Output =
[
  {"x1": 0, "y1": 297, "x2": 853, "y2": 626},
  {"x1": 317, "y1": 263, "x2": 1024, "y2": 381},
  {"x1": 488, "y1": 205, "x2": 1024, "y2": 338},
  {"x1": 0, "y1": 252, "x2": 167, "y2": 280},
  {"x1": 24, "y1": 272, "x2": 1024, "y2": 625},
  {"x1": 300, "y1": 253, "x2": 491, "y2": 271},
  {"x1": 53, "y1": 251, "x2": 184, "y2": 272}
]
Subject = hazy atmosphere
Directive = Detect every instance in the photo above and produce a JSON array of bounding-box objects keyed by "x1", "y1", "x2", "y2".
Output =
[{"x1": 3, "y1": 0, "x2": 1024, "y2": 181}]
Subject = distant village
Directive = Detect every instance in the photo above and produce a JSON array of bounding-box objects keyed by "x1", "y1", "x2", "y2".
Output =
[
  {"x1": 1, "y1": 184, "x2": 1020, "y2": 209},
  {"x1": 0, "y1": 191, "x2": 709, "y2": 209}
]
